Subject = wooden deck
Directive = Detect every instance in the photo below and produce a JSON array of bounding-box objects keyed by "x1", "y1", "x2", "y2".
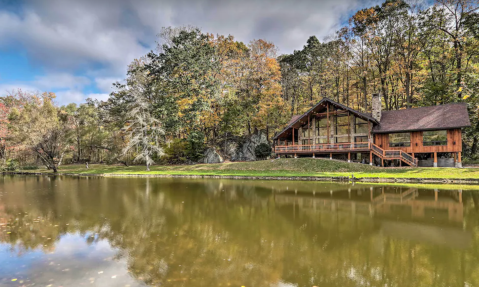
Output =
[
  {"x1": 275, "y1": 142, "x2": 371, "y2": 154},
  {"x1": 275, "y1": 141, "x2": 418, "y2": 166}
]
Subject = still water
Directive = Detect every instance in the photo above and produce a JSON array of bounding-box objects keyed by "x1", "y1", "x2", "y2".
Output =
[{"x1": 0, "y1": 176, "x2": 478, "y2": 287}]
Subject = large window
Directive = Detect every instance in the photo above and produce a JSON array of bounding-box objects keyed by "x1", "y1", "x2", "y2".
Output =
[
  {"x1": 316, "y1": 138, "x2": 327, "y2": 144},
  {"x1": 335, "y1": 116, "x2": 349, "y2": 136},
  {"x1": 423, "y1": 130, "x2": 447, "y2": 146},
  {"x1": 302, "y1": 122, "x2": 312, "y2": 139},
  {"x1": 302, "y1": 128, "x2": 308, "y2": 138},
  {"x1": 355, "y1": 136, "x2": 368, "y2": 143},
  {"x1": 316, "y1": 118, "x2": 327, "y2": 136},
  {"x1": 355, "y1": 118, "x2": 369, "y2": 134},
  {"x1": 389, "y1": 133, "x2": 411, "y2": 147},
  {"x1": 336, "y1": 137, "x2": 349, "y2": 143}
]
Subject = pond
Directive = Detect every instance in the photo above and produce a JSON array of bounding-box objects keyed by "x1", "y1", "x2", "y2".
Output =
[{"x1": 0, "y1": 176, "x2": 478, "y2": 287}]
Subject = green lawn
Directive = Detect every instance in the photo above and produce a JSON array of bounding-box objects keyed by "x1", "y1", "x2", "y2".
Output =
[{"x1": 23, "y1": 158, "x2": 479, "y2": 179}]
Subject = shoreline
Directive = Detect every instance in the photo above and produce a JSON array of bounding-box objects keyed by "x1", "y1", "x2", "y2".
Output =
[{"x1": 4, "y1": 171, "x2": 479, "y2": 185}]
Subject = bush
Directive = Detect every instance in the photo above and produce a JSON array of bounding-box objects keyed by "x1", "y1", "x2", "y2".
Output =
[
  {"x1": 186, "y1": 131, "x2": 206, "y2": 162},
  {"x1": 162, "y1": 139, "x2": 189, "y2": 164},
  {"x1": 4, "y1": 159, "x2": 19, "y2": 171},
  {"x1": 255, "y1": 143, "x2": 271, "y2": 160},
  {"x1": 22, "y1": 165, "x2": 39, "y2": 170}
]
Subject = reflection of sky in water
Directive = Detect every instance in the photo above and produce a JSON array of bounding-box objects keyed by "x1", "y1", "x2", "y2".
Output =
[{"x1": 0, "y1": 233, "x2": 144, "y2": 286}]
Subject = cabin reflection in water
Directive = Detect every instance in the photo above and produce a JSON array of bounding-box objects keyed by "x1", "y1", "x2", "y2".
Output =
[{"x1": 274, "y1": 186, "x2": 469, "y2": 249}]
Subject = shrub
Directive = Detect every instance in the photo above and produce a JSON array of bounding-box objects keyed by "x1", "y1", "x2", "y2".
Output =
[
  {"x1": 22, "y1": 165, "x2": 39, "y2": 170},
  {"x1": 162, "y1": 139, "x2": 188, "y2": 164},
  {"x1": 255, "y1": 143, "x2": 271, "y2": 160},
  {"x1": 186, "y1": 131, "x2": 206, "y2": 162},
  {"x1": 4, "y1": 159, "x2": 19, "y2": 171}
]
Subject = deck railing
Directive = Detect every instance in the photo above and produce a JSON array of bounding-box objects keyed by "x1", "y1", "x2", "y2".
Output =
[
  {"x1": 275, "y1": 142, "x2": 371, "y2": 153},
  {"x1": 275, "y1": 141, "x2": 418, "y2": 167},
  {"x1": 371, "y1": 143, "x2": 418, "y2": 166}
]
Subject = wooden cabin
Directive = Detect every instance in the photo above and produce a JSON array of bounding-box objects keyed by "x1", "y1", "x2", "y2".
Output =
[{"x1": 273, "y1": 95, "x2": 471, "y2": 167}]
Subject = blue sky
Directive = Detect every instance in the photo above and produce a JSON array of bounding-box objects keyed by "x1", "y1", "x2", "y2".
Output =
[{"x1": 0, "y1": 0, "x2": 383, "y2": 105}]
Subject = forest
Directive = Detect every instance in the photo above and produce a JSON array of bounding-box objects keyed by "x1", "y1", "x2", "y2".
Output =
[{"x1": 0, "y1": 0, "x2": 478, "y2": 171}]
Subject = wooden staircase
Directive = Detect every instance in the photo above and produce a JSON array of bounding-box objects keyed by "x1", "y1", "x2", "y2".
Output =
[{"x1": 371, "y1": 143, "x2": 418, "y2": 167}]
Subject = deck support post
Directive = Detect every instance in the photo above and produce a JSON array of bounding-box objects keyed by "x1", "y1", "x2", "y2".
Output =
[
  {"x1": 327, "y1": 103, "x2": 330, "y2": 144},
  {"x1": 433, "y1": 152, "x2": 438, "y2": 167},
  {"x1": 348, "y1": 152, "x2": 350, "y2": 163},
  {"x1": 292, "y1": 128, "x2": 295, "y2": 146},
  {"x1": 381, "y1": 158, "x2": 384, "y2": 167},
  {"x1": 369, "y1": 152, "x2": 373, "y2": 166},
  {"x1": 456, "y1": 152, "x2": 462, "y2": 168},
  {"x1": 294, "y1": 153, "x2": 297, "y2": 159},
  {"x1": 312, "y1": 153, "x2": 315, "y2": 159},
  {"x1": 330, "y1": 153, "x2": 332, "y2": 160},
  {"x1": 308, "y1": 115, "x2": 311, "y2": 145},
  {"x1": 348, "y1": 112, "x2": 351, "y2": 143}
]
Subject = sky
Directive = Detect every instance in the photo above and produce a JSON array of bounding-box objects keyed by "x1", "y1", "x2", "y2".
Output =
[{"x1": 0, "y1": 0, "x2": 380, "y2": 105}]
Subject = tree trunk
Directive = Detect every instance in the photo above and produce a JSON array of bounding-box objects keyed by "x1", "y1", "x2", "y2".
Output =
[
  {"x1": 456, "y1": 41, "x2": 462, "y2": 99},
  {"x1": 405, "y1": 72, "x2": 411, "y2": 109}
]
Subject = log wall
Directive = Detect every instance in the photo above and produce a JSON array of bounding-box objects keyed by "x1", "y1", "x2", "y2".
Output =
[{"x1": 373, "y1": 129, "x2": 462, "y2": 154}]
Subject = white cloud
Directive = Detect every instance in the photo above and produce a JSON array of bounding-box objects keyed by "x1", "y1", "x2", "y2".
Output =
[
  {"x1": 95, "y1": 77, "x2": 122, "y2": 93},
  {"x1": 87, "y1": 93, "x2": 110, "y2": 102},
  {"x1": 0, "y1": 0, "x2": 383, "y2": 104},
  {"x1": 54, "y1": 90, "x2": 85, "y2": 104},
  {"x1": 0, "y1": 83, "x2": 40, "y2": 95},
  {"x1": 53, "y1": 91, "x2": 110, "y2": 105},
  {"x1": 34, "y1": 73, "x2": 91, "y2": 90}
]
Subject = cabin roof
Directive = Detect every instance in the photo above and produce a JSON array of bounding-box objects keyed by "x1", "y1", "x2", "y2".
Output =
[
  {"x1": 273, "y1": 98, "x2": 378, "y2": 140},
  {"x1": 373, "y1": 103, "x2": 471, "y2": 134},
  {"x1": 287, "y1": 115, "x2": 301, "y2": 126}
]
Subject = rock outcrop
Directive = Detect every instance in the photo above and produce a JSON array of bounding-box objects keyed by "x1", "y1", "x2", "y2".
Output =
[
  {"x1": 203, "y1": 148, "x2": 224, "y2": 164},
  {"x1": 233, "y1": 131, "x2": 269, "y2": 161}
]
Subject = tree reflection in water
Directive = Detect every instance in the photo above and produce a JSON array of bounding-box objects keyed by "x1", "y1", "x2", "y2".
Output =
[{"x1": 0, "y1": 175, "x2": 478, "y2": 287}]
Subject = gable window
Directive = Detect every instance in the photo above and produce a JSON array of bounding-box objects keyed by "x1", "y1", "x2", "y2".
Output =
[
  {"x1": 423, "y1": 130, "x2": 447, "y2": 146},
  {"x1": 389, "y1": 133, "x2": 411, "y2": 147},
  {"x1": 355, "y1": 118, "x2": 368, "y2": 134}
]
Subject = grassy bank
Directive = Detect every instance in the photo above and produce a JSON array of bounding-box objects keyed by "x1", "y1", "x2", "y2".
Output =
[{"x1": 18, "y1": 158, "x2": 479, "y2": 179}]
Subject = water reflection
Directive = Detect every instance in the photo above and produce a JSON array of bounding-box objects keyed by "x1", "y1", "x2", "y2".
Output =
[{"x1": 0, "y1": 176, "x2": 479, "y2": 286}]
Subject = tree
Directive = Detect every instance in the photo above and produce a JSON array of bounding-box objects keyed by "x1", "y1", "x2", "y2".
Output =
[
  {"x1": 121, "y1": 59, "x2": 164, "y2": 171},
  {"x1": 0, "y1": 102, "x2": 9, "y2": 163},
  {"x1": 147, "y1": 28, "x2": 220, "y2": 139},
  {"x1": 433, "y1": 0, "x2": 479, "y2": 98},
  {"x1": 7, "y1": 92, "x2": 72, "y2": 173}
]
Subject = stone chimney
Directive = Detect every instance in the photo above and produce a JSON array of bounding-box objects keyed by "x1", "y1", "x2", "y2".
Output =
[{"x1": 372, "y1": 93, "x2": 382, "y2": 122}]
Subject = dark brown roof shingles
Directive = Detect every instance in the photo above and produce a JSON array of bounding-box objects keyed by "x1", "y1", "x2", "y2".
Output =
[
  {"x1": 373, "y1": 103, "x2": 471, "y2": 133},
  {"x1": 287, "y1": 115, "x2": 301, "y2": 126}
]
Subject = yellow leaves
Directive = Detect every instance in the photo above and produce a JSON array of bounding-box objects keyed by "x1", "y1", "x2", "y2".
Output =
[
  {"x1": 463, "y1": 95, "x2": 470, "y2": 100},
  {"x1": 458, "y1": 87, "x2": 463, "y2": 92}
]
